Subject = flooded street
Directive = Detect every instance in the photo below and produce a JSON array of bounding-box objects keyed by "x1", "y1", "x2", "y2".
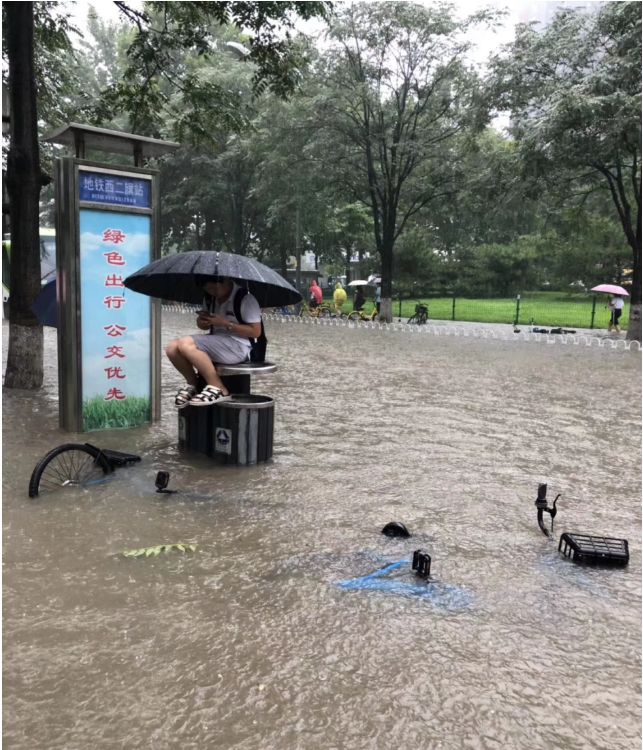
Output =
[{"x1": 3, "y1": 312, "x2": 641, "y2": 749}]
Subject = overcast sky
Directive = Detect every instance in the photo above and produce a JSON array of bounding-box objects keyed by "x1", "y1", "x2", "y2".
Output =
[
  {"x1": 68, "y1": 0, "x2": 604, "y2": 82},
  {"x1": 71, "y1": 0, "x2": 604, "y2": 50}
]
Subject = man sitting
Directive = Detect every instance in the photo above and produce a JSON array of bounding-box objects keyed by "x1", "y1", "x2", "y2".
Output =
[{"x1": 165, "y1": 276, "x2": 262, "y2": 407}]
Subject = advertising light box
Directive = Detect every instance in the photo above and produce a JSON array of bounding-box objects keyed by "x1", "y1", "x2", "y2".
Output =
[
  {"x1": 48, "y1": 126, "x2": 177, "y2": 434},
  {"x1": 79, "y1": 209, "x2": 152, "y2": 430}
]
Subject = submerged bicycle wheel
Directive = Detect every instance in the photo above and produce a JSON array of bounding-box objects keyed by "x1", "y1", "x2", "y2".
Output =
[{"x1": 28, "y1": 443, "x2": 112, "y2": 498}]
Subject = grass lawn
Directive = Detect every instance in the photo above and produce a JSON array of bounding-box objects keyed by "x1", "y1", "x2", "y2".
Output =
[
  {"x1": 332, "y1": 291, "x2": 629, "y2": 330},
  {"x1": 83, "y1": 395, "x2": 151, "y2": 431}
]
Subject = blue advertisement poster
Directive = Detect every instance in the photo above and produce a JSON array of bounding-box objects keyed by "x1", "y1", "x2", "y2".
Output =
[{"x1": 79, "y1": 209, "x2": 151, "y2": 430}]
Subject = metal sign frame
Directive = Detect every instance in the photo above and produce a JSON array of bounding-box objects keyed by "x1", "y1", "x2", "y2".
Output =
[{"x1": 55, "y1": 157, "x2": 161, "y2": 432}]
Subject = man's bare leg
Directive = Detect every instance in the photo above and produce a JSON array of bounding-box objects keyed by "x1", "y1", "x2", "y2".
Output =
[
  {"x1": 165, "y1": 340, "x2": 199, "y2": 386},
  {"x1": 174, "y1": 337, "x2": 229, "y2": 395}
]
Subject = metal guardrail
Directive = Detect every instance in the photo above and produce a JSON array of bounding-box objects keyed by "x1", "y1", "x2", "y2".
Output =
[{"x1": 160, "y1": 304, "x2": 641, "y2": 351}]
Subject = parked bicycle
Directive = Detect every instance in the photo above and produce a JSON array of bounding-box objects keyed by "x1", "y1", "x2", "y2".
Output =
[{"x1": 407, "y1": 302, "x2": 429, "y2": 325}]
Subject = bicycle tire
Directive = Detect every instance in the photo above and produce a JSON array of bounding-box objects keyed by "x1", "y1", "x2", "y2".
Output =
[
  {"x1": 348, "y1": 311, "x2": 362, "y2": 321},
  {"x1": 319, "y1": 307, "x2": 333, "y2": 318},
  {"x1": 407, "y1": 315, "x2": 417, "y2": 324},
  {"x1": 28, "y1": 443, "x2": 113, "y2": 498}
]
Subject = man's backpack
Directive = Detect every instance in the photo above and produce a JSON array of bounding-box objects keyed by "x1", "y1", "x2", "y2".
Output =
[{"x1": 233, "y1": 288, "x2": 267, "y2": 363}]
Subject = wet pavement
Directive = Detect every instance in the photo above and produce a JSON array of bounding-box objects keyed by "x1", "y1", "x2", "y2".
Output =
[{"x1": 3, "y1": 313, "x2": 641, "y2": 749}]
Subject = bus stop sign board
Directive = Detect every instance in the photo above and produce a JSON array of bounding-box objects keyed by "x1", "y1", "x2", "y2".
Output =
[{"x1": 55, "y1": 160, "x2": 160, "y2": 432}]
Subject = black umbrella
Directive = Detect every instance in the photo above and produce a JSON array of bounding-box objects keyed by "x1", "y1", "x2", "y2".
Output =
[
  {"x1": 123, "y1": 250, "x2": 302, "y2": 308},
  {"x1": 32, "y1": 279, "x2": 58, "y2": 327}
]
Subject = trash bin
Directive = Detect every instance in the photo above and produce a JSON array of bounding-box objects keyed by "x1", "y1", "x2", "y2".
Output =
[{"x1": 178, "y1": 394, "x2": 274, "y2": 465}]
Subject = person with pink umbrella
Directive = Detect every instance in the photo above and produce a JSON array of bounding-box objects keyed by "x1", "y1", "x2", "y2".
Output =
[
  {"x1": 608, "y1": 294, "x2": 625, "y2": 332},
  {"x1": 590, "y1": 283, "x2": 629, "y2": 334}
]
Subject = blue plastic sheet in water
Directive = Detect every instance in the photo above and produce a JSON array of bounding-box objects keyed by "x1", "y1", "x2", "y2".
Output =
[{"x1": 337, "y1": 560, "x2": 473, "y2": 611}]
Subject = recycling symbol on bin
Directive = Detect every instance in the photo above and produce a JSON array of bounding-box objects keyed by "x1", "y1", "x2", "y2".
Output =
[{"x1": 216, "y1": 429, "x2": 230, "y2": 446}]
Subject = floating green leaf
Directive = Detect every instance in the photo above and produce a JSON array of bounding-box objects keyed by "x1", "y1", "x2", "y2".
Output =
[{"x1": 120, "y1": 543, "x2": 198, "y2": 558}]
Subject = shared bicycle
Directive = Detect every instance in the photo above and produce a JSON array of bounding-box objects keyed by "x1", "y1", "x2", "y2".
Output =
[
  {"x1": 301, "y1": 302, "x2": 349, "y2": 319},
  {"x1": 407, "y1": 302, "x2": 429, "y2": 325},
  {"x1": 347, "y1": 304, "x2": 379, "y2": 322}
]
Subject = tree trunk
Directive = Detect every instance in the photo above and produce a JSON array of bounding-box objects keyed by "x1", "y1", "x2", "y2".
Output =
[
  {"x1": 626, "y1": 248, "x2": 641, "y2": 341},
  {"x1": 596, "y1": 158, "x2": 641, "y2": 342},
  {"x1": 379, "y1": 297, "x2": 393, "y2": 322},
  {"x1": 4, "y1": 2, "x2": 43, "y2": 390},
  {"x1": 379, "y1": 229, "x2": 395, "y2": 322},
  {"x1": 627, "y1": 304, "x2": 641, "y2": 342}
]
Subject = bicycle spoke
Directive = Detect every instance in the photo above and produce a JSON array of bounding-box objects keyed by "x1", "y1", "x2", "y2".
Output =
[
  {"x1": 42, "y1": 454, "x2": 73, "y2": 485},
  {"x1": 74, "y1": 454, "x2": 98, "y2": 482},
  {"x1": 36, "y1": 449, "x2": 107, "y2": 494}
]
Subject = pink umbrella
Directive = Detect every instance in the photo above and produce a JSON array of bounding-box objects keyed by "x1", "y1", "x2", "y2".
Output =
[{"x1": 590, "y1": 284, "x2": 630, "y2": 296}]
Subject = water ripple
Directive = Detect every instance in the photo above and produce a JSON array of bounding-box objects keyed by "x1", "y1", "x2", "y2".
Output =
[{"x1": 2, "y1": 316, "x2": 640, "y2": 749}]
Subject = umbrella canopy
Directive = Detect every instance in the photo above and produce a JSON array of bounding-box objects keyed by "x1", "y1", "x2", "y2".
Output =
[
  {"x1": 590, "y1": 284, "x2": 630, "y2": 296},
  {"x1": 32, "y1": 279, "x2": 57, "y2": 327},
  {"x1": 348, "y1": 279, "x2": 370, "y2": 287},
  {"x1": 123, "y1": 250, "x2": 302, "y2": 308}
]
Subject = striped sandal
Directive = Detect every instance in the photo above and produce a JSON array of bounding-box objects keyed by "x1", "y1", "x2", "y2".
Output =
[
  {"x1": 174, "y1": 384, "x2": 197, "y2": 408},
  {"x1": 189, "y1": 385, "x2": 232, "y2": 407}
]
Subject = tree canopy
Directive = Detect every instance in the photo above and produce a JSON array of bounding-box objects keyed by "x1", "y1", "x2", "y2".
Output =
[
  {"x1": 488, "y1": 0, "x2": 641, "y2": 336},
  {"x1": 101, "y1": 1, "x2": 331, "y2": 139},
  {"x1": 3, "y1": 0, "x2": 641, "y2": 374}
]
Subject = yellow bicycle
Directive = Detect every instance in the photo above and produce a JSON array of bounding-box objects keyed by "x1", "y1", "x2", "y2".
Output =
[
  {"x1": 300, "y1": 302, "x2": 334, "y2": 318},
  {"x1": 347, "y1": 304, "x2": 379, "y2": 322}
]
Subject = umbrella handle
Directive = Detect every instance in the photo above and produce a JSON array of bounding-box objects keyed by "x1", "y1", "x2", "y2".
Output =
[{"x1": 203, "y1": 293, "x2": 215, "y2": 334}]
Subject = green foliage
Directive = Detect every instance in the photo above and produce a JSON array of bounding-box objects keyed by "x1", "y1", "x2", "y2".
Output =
[
  {"x1": 100, "y1": 1, "x2": 331, "y2": 139},
  {"x1": 20, "y1": 1, "x2": 641, "y2": 329},
  {"x1": 121, "y1": 542, "x2": 198, "y2": 558},
  {"x1": 323, "y1": 203, "x2": 373, "y2": 275},
  {"x1": 488, "y1": 1, "x2": 641, "y2": 304},
  {"x1": 393, "y1": 226, "x2": 443, "y2": 293},
  {"x1": 542, "y1": 210, "x2": 630, "y2": 290},
  {"x1": 3, "y1": 3, "x2": 95, "y2": 175},
  {"x1": 316, "y1": 1, "x2": 498, "y2": 298},
  {"x1": 457, "y1": 239, "x2": 542, "y2": 297},
  {"x1": 82, "y1": 395, "x2": 151, "y2": 431},
  {"x1": 30, "y1": 3, "x2": 86, "y2": 126},
  {"x1": 492, "y1": 3, "x2": 641, "y2": 165}
]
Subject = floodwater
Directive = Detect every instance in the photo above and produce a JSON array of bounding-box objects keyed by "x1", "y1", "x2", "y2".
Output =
[{"x1": 3, "y1": 312, "x2": 641, "y2": 750}]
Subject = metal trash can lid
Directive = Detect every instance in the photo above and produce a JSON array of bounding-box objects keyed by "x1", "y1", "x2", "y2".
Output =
[
  {"x1": 217, "y1": 362, "x2": 277, "y2": 376},
  {"x1": 218, "y1": 394, "x2": 274, "y2": 409}
]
